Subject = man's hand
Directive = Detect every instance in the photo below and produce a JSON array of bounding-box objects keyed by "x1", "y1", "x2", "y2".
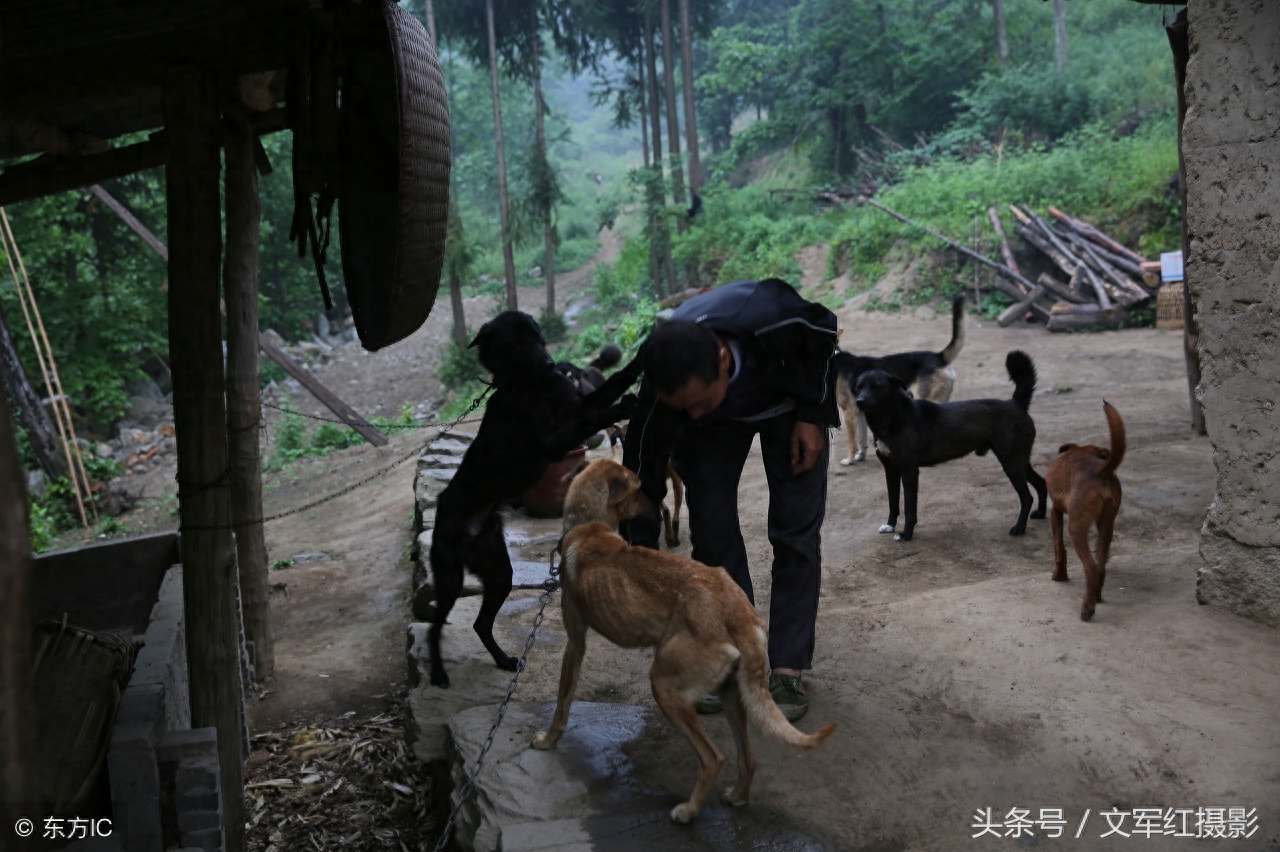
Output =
[{"x1": 790, "y1": 421, "x2": 825, "y2": 475}]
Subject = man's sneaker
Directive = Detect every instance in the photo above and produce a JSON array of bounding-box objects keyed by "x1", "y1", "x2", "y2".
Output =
[
  {"x1": 769, "y1": 673, "x2": 809, "y2": 721},
  {"x1": 695, "y1": 693, "x2": 723, "y2": 714}
]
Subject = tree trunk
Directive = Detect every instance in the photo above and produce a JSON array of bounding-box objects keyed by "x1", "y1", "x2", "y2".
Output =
[
  {"x1": 661, "y1": 0, "x2": 686, "y2": 224},
  {"x1": 1052, "y1": 0, "x2": 1069, "y2": 75},
  {"x1": 531, "y1": 4, "x2": 556, "y2": 317},
  {"x1": 164, "y1": 65, "x2": 245, "y2": 851},
  {"x1": 678, "y1": 0, "x2": 701, "y2": 194},
  {"x1": 992, "y1": 0, "x2": 1008, "y2": 72},
  {"x1": 0, "y1": 301, "x2": 67, "y2": 481},
  {"x1": 423, "y1": 0, "x2": 436, "y2": 46},
  {"x1": 0, "y1": 381, "x2": 33, "y2": 825},
  {"x1": 644, "y1": 15, "x2": 675, "y2": 297},
  {"x1": 448, "y1": 272, "x2": 467, "y2": 350},
  {"x1": 486, "y1": 0, "x2": 518, "y2": 309},
  {"x1": 638, "y1": 32, "x2": 661, "y2": 300},
  {"x1": 223, "y1": 108, "x2": 274, "y2": 681}
]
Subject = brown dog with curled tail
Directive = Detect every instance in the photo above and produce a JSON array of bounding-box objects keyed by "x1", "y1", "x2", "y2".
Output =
[{"x1": 1047, "y1": 401, "x2": 1126, "y2": 621}]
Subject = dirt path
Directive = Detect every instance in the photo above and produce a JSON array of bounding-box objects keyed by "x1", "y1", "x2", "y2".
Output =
[{"x1": 488, "y1": 306, "x2": 1280, "y2": 850}]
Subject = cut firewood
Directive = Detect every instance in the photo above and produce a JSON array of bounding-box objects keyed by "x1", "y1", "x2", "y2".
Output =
[
  {"x1": 1075, "y1": 239, "x2": 1150, "y2": 304},
  {"x1": 987, "y1": 207, "x2": 1022, "y2": 279},
  {"x1": 1081, "y1": 265, "x2": 1114, "y2": 313},
  {"x1": 1014, "y1": 222, "x2": 1078, "y2": 277},
  {"x1": 1046, "y1": 302, "x2": 1129, "y2": 332},
  {"x1": 997, "y1": 285, "x2": 1045, "y2": 327},
  {"x1": 1046, "y1": 206, "x2": 1146, "y2": 265},
  {"x1": 1036, "y1": 271, "x2": 1089, "y2": 305}
]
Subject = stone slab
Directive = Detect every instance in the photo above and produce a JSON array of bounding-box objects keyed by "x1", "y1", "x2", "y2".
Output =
[{"x1": 443, "y1": 701, "x2": 833, "y2": 852}]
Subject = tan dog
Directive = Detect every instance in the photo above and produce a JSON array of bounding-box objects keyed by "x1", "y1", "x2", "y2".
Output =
[
  {"x1": 608, "y1": 422, "x2": 684, "y2": 547},
  {"x1": 1048, "y1": 401, "x2": 1126, "y2": 621},
  {"x1": 532, "y1": 459, "x2": 835, "y2": 824}
]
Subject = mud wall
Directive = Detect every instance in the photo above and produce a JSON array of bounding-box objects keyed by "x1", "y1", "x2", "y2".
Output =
[{"x1": 1183, "y1": 0, "x2": 1280, "y2": 627}]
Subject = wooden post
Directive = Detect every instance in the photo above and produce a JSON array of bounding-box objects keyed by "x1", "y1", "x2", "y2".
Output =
[
  {"x1": 0, "y1": 383, "x2": 33, "y2": 826},
  {"x1": 164, "y1": 66, "x2": 245, "y2": 851},
  {"x1": 223, "y1": 108, "x2": 273, "y2": 681}
]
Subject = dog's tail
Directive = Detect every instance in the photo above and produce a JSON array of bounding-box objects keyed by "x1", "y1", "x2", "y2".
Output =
[
  {"x1": 938, "y1": 294, "x2": 966, "y2": 365},
  {"x1": 734, "y1": 625, "x2": 836, "y2": 751},
  {"x1": 1006, "y1": 350, "x2": 1037, "y2": 412},
  {"x1": 1099, "y1": 400, "x2": 1126, "y2": 477},
  {"x1": 589, "y1": 344, "x2": 623, "y2": 372}
]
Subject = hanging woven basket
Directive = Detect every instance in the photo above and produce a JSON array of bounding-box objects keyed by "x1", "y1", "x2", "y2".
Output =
[{"x1": 339, "y1": 0, "x2": 450, "y2": 351}]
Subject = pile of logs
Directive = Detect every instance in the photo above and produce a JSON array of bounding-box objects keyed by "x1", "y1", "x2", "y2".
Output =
[{"x1": 1001, "y1": 205, "x2": 1158, "y2": 332}]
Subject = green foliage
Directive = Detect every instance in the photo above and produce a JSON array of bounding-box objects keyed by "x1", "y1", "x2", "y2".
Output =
[
  {"x1": 439, "y1": 338, "x2": 486, "y2": 389},
  {"x1": 593, "y1": 236, "x2": 653, "y2": 311},
  {"x1": 264, "y1": 409, "x2": 404, "y2": 471},
  {"x1": 668, "y1": 183, "x2": 839, "y2": 287},
  {"x1": 538, "y1": 310, "x2": 568, "y2": 344}
]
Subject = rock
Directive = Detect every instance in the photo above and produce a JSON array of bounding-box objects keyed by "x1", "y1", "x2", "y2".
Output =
[
  {"x1": 126, "y1": 374, "x2": 166, "y2": 401},
  {"x1": 528, "y1": 266, "x2": 542, "y2": 279},
  {"x1": 26, "y1": 469, "x2": 47, "y2": 497},
  {"x1": 118, "y1": 427, "x2": 152, "y2": 448}
]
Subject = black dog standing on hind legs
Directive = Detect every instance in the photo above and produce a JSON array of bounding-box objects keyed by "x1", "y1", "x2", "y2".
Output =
[
  {"x1": 427, "y1": 311, "x2": 641, "y2": 688},
  {"x1": 854, "y1": 349, "x2": 1048, "y2": 542}
]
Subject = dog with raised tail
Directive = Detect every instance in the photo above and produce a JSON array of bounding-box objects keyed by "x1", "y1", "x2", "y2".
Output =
[
  {"x1": 854, "y1": 349, "x2": 1047, "y2": 542},
  {"x1": 532, "y1": 459, "x2": 835, "y2": 824},
  {"x1": 1048, "y1": 401, "x2": 1126, "y2": 621}
]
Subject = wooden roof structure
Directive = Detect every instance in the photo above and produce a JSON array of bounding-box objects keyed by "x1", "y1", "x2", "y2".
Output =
[
  {"x1": 0, "y1": 1, "x2": 296, "y2": 199},
  {"x1": 1, "y1": 3, "x2": 448, "y2": 848}
]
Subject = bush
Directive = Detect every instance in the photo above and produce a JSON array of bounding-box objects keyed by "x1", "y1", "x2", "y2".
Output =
[{"x1": 439, "y1": 338, "x2": 485, "y2": 389}]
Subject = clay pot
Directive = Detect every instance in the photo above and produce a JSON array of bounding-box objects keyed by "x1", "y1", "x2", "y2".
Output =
[{"x1": 521, "y1": 445, "x2": 588, "y2": 518}]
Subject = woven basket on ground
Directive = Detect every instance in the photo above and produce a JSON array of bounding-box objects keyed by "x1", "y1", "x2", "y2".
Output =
[
  {"x1": 1156, "y1": 281, "x2": 1185, "y2": 330},
  {"x1": 339, "y1": 0, "x2": 450, "y2": 352},
  {"x1": 30, "y1": 619, "x2": 137, "y2": 810}
]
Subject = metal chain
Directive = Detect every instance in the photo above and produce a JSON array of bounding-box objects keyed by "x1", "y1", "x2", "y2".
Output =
[
  {"x1": 259, "y1": 397, "x2": 486, "y2": 430},
  {"x1": 179, "y1": 385, "x2": 493, "y2": 532},
  {"x1": 432, "y1": 542, "x2": 563, "y2": 852}
]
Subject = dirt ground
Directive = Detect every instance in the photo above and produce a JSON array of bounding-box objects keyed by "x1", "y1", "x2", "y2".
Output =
[{"x1": 111, "y1": 235, "x2": 1280, "y2": 849}]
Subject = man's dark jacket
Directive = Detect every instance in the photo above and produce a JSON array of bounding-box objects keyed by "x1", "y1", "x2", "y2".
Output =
[{"x1": 623, "y1": 277, "x2": 839, "y2": 529}]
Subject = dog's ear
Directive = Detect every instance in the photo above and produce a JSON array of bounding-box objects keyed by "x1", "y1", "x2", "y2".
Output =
[
  {"x1": 468, "y1": 323, "x2": 490, "y2": 349},
  {"x1": 606, "y1": 467, "x2": 639, "y2": 509},
  {"x1": 1057, "y1": 443, "x2": 1079, "y2": 455}
]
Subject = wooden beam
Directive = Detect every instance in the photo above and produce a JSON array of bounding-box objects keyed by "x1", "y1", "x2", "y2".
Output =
[
  {"x1": 0, "y1": 380, "x2": 34, "y2": 825},
  {"x1": 223, "y1": 109, "x2": 274, "y2": 681},
  {"x1": 90, "y1": 183, "x2": 168, "y2": 260},
  {"x1": 164, "y1": 65, "x2": 245, "y2": 852},
  {"x1": 0, "y1": 109, "x2": 287, "y2": 206},
  {"x1": 258, "y1": 335, "x2": 389, "y2": 448},
  {"x1": 0, "y1": 136, "x2": 165, "y2": 206}
]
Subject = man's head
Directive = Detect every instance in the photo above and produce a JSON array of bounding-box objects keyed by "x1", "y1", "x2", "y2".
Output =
[{"x1": 643, "y1": 320, "x2": 732, "y2": 419}]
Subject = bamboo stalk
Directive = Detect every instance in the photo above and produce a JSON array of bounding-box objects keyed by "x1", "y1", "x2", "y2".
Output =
[{"x1": 0, "y1": 208, "x2": 94, "y2": 525}]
